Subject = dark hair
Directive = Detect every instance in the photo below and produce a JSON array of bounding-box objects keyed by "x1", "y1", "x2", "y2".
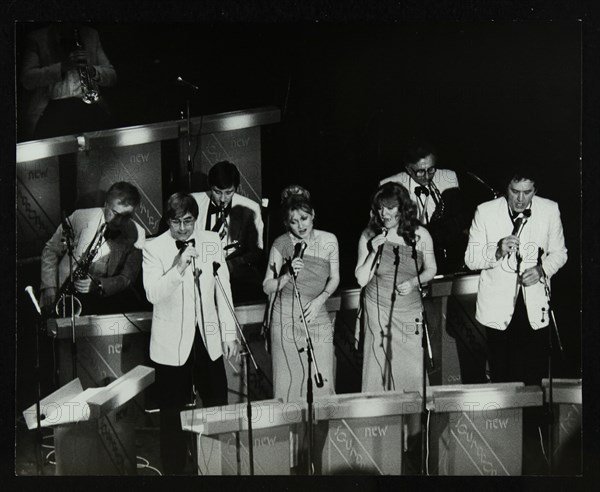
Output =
[
  {"x1": 403, "y1": 139, "x2": 437, "y2": 167},
  {"x1": 506, "y1": 167, "x2": 537, "y2": 188},
  {"x1": 106, "y1": 181, "x2": 141, "y2": 207},
  {"x1": 208, "y1": 161, "x2": 240, "y2": 189},
  {"x1": 368, "y1": 182, "x2": 420, "y2": 244},
  {"x1": 280, "y1": 185, "x2": 313, "y2": 225},
  {"x1": 165, "y1": 192, "x2": 199, "y2": 220}
]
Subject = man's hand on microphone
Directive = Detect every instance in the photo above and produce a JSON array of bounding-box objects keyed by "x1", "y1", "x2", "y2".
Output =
[
  {"x1": 521, "y1": 265, "x2": 543, "y2": 287},
  {"x1": 176, "y1": 246, "x2": 199, "y2": 274},
  {"x1": 496, "y1": 235, "x2": 520, "y2": 260}
]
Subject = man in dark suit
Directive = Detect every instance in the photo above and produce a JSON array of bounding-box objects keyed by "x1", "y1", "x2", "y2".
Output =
[{"x1": 192, "y1": 161, "x2": 265, "y2": 302}]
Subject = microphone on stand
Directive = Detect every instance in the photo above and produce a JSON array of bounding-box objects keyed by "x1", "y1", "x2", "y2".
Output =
[
  {"x1": 25, "y1": 286, "x2": 42, "y2": 316},
  {"x1": 466, "y1": 171, "x2": 502, "y2": 198},
  {"x1": 176, "y1": 76, "x2": 199, "y2": 91},
  {"x1": 289, "y1": 241, "x2": 308, "y2": 278},
  {"x1": 372, "y1": 227, "x2": 388, "y2": 271},
  {"x1": 512, "y1": 208, "x2": 532, "y2": 237}
]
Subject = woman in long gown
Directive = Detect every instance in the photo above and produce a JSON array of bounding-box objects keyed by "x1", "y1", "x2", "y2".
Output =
[
  {"x1": 355, "y1": 182, "x2": 437, "y2": 395},
  {"x1": 263, "y1": 185, "x2": 340, "y2": 402}
]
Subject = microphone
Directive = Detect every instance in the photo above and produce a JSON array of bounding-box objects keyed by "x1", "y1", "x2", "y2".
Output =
[
  {"x1": 61, "y1": 213, "x2": 74, "y2": 243},
  {"x1": 25, "y1": 286, "x2": 42, "y2": 316},
  {"x1": 293, "y1": 241, "x2": 307, "y2": 260},
  {"x1": 372, "y1": 227, "x2": 388, "y2": 271},
  {"x1": 176, "y1": 76, "x2": 199, "y2": 90},
  {"x1": 512, "y1": 209, "x2": 532, "y2": 237},
  {"x1": 466, "y1": 171, "x2": 502, "y2": 198},
  {"x1": 213, "y1": 261, "x2": 221, "y2": 276},
  {"x1": 289, "y1": 241, "x2": 307, "y2": 278}
]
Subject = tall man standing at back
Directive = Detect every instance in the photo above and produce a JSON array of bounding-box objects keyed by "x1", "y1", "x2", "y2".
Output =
[
  {"x1": 143, "y1": 192, "x2": 238, "y2": 474},
  {"x1": 380, "y1": 140, "x2": 468, "y2": 273},
  {"x1": 192, "y1": 161, "x2": 264, "y2": 302}
]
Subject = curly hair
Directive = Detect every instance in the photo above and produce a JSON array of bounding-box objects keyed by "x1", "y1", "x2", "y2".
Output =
[
  {"x1": 280, "y1": 185, "x2": 313, "y2": 225},
  {"x1": 367, "y1": 182, "x2": 420, "y2": 244}
]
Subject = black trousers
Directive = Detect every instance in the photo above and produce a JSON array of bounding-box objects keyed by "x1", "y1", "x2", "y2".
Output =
[
  {"x1": 154, "y1": 330, "x2": 228, "y2": 475},
  {"x1": 486, "y1": 290, "x2": 549, "y2": 387},
  {"x1": 486, "y1": 290, "x2": 550, "y2": 474}
]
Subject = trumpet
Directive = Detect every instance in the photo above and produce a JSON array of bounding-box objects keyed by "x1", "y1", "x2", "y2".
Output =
[
  {"x1": 73, "y1": 28, "x2": 99, "y2": 105},
  {"x1": 55, "y1": 223, "x2": 106, "y2": 317}
]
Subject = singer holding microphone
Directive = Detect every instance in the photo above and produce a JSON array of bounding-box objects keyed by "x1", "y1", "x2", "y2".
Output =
[
  {"x1": 355, "y1": 182, "x2": 437, "y2": 394},
  {"x1": 464, "y1": 169, "x2": 567, "y2": 387},
  {"x1": 263, "y1": 185, "x2": 339, "y2": 402},
  {"x1": 143, "y1": 192, "x2": 238, "y2": 475}
]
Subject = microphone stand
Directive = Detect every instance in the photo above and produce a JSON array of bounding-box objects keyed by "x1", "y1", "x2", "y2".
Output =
[
  {"x1": 411, "y1": 241, "x2": 433, "y2": 476},
  {"x1": 176, "y1": 77, "x2": 199, "y2": 191},
  {"x1": 61, "y1": 222, "x2": 78, "y2": 379},
  {"x1": 212, "y1": 262, "x2": 259, "y2": 475},
  {"x1": 289, "y1": 270, "x2": 324, "y2": 476},
  {"x1": 25, "y1": 288, "x2": 45, "y2": 475},
  {"x1": 382, "y1": 245, "x2": 400, "y2": 391},
  {"x1": 538, "y1": 248, "x2": 564, "y2": 475}
]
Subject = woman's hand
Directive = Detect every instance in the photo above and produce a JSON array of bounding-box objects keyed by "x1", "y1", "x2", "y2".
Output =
[
  {"x1": 302, "y1": 296, "x2": 326, "y2": 323},
  {"x1": 289, "y1": 257, "x2": 304, "y2": 277},
  {"x1": 395, "y1": 279, "x2": 416, "y2": 296},
  {"x1": 369, "y1": 232, "x2": 387, "y2": 253}
]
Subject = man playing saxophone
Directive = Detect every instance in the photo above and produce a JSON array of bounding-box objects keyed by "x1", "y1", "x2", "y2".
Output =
[{"x1": 40, "y1": 181, "x2": 145, "y2": 315}]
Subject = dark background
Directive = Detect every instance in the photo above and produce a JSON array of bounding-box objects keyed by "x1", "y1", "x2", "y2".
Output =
[{"x1": 15, "y1": 21, "x2": 583, "y2": 378}]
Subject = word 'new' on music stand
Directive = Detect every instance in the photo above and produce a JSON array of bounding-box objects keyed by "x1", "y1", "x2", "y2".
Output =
[
  {"x1": 23, "y1": 365, "x2": 154, "y2": 475},
  {"x1": 181, "y1": 399, "x2": 302, "y2": 475},
  {"x1": 427, "y1": 382, "x2": 543, "y2": 476}
]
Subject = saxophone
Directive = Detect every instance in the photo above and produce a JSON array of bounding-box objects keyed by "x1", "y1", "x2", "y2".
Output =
[
  {"x1": 73, "y1": 28, "x2": 100, "y2": 105},
  {"x1": 429, "y1": 180, "x2": 445, "y2": 223},
  {"x1": 55, "y1": 223, "x2": 106, "y2": 317}
]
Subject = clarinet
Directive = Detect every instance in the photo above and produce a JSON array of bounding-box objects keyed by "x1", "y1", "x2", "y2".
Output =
[{"x1": 55, "y1": 223, "x2": 106, "y2": 317}]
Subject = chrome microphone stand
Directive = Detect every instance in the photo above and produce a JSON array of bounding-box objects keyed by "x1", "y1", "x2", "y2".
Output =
[
  {"x1": 176, "y1": 76, "x2": 199, "y2": 191},
  {"x1": 24, "y1": 286, "x2": 45, "y2": 475},
  {"x1": 381, "y1": 245, "x2": 400, "y2": 391},
  {"x1": 212, "y1": 261, "x2": 259, "y2": 475},
  {"x1": 537, "y1": 247, "x2": 564, "y2": 475},
  {"x1": 289, "y1": 269, "x2": 324, "y2": 475},
  {"x1": 61, "y1": 219, "x2": 78, "y2": 379},
  {"x1": 411, "y1": 241, "x2": 434, "y2": 476}
]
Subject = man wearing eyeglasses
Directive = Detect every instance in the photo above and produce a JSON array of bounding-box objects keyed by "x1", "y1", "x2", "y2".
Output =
[
  {"x1": 40, "y1": 181, "x2": 145, "y2": 315},
  {"x1": 192, "y1": 160, "x2": 264, "y2": 302},
  {"x1": 143, "y1": 192, "x2": 238, "y2": 474},
  {"x1": 380, "y1": 140, "x2": 468, "y2": 274}
]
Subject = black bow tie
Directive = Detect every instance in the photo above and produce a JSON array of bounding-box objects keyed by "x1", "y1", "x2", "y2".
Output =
[
  {"x1": 208, "y1": 202, "x2": 232, "y2": 217},
  {"x1": 175, "y1": 238, "x2": 195, "y2": 250},
  {"x1": 414, "y1": 185, "x2": 430, "y2": 197}
]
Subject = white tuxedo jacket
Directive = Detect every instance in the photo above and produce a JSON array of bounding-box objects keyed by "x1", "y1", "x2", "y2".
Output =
[
  {"x1": 464, "y1": 195, "x2": 567, "y2": 330},
  {"x1": 143, "y1": 229, "x2": 237, "y2": 366}
]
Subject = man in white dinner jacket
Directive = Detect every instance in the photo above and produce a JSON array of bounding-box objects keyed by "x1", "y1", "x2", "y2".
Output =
[
  {"x1": 464, "y1": 169, "x2": 568, "y2": 386},
  {"x1": 143, "y1": 192, "x2": 238, "y2": 474}
]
